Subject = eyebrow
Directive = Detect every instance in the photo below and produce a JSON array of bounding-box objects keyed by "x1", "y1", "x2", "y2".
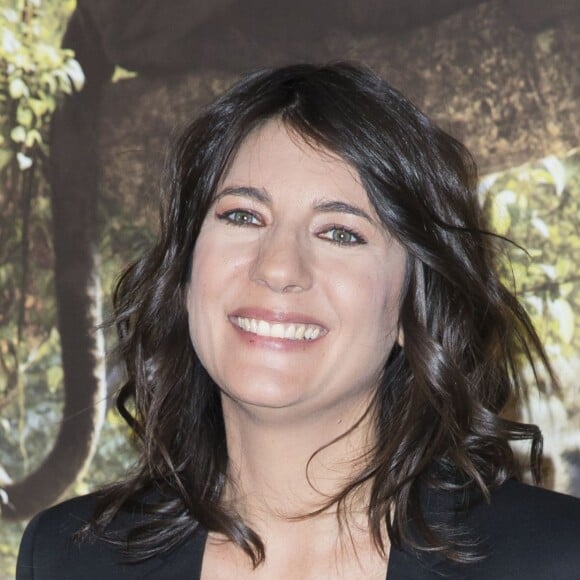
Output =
[
  {"x1": 214, "y1": 186, "x2": 270, "y2": 204},
  {"x1": 312, "y1": 199, "x2": 375, "y2": 225},
  {"x1": 214, "y1": 186, "x2": 375, "y2": 225}
]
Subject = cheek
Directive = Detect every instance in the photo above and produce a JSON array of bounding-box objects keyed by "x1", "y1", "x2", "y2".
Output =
[
  {"x1": 187, "y1": 252, "x2": 206, "y2": 321},
  {"x1": 344, "y1": 267, "x2": 403, "y2": 353},
  {"x1": 185, "y1": 233, "x2": 250, "y2": 346},
  {"x1": 186, "y1": 239, "x2": 218, "y2": 348},
  {"x1": 188, "y1": 233, "x2": 230, "y2": 306},
  {"x1": 186, "y1": 253, "x2": 224, "y2": 376},
  {"x1": 191, "y1": 227, "x2": 254, "y2": 287},
  {"x1": 333, "y1": 263, "x2": 399, "y2": 322}
]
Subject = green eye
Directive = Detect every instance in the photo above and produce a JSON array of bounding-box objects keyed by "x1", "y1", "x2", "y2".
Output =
[
  {"x1": 331, "y1": 229, "x2": 357, "y2": 244},
  {"x1": 320, "y1": 227, "x2": 365, "y2": 246},
  {"x1": 218, "y1": 210, "x2": 261, "y2": 226}
]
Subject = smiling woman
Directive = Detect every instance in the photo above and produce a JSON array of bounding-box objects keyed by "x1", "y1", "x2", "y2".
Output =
[{"x1": 17, "y1": 63, "x2": 580, "y2": 579}]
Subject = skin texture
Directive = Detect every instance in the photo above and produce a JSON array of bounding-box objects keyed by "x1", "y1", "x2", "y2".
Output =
[
  {"x1": 187, "y1": 120, "x2": 405, "y2": 423},
  {"x1": 186, "y1": 120, "x2": 406, "y2": 578}
]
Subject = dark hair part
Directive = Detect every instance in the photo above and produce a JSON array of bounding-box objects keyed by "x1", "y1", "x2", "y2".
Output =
[{"x1": 84, "y1": 62, "x2": 555, "y2": 565}]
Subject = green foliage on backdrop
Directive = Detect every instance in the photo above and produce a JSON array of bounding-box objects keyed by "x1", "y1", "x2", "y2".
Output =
[
  {"x1": 0, "y1": 1, "x2": 83, "y2": 576},
  {"x1": 1, "y1": 0, "x2": 81, "y2": 171},
  {"x1": 0, "y1": 0, "x2": 81, "y2": 479},
  {"x1": 482, "y1": 153, "x2": 580, "y2": 361}
]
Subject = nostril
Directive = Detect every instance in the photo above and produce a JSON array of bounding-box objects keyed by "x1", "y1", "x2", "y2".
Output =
[
  {"x1": 281, "y1": 284, "x2": 303, "y2": 294},
  {"x1": 249, "y1": 237, "x2": 313, "y2": 293}
]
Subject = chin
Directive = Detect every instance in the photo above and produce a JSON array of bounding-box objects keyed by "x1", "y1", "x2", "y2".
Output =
[{"x1": 219, "y1": 376, "x2": 306, "y2": 411}]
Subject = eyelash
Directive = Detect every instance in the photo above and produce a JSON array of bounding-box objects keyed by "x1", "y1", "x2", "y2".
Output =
[
  {"x1": 216, "y1": 210, "x2": 367, "y2": 246},
  {"x1": 217, "y1": 209, "x2": 262, "y2": 227}
]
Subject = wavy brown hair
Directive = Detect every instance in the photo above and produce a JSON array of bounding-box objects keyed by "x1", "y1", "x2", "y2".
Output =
[{"x1": 84, "y1": 62, "x2": 555, "y2": 565}]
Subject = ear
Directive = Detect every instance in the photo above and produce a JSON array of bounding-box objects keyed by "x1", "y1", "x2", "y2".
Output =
[{"x1": 397, "y1": 326, "x2": 404, "y2": 347}]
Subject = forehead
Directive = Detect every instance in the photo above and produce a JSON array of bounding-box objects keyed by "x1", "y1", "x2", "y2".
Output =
[{"x1": 219, "y1": 119, "x2": 373, "y2": 210}]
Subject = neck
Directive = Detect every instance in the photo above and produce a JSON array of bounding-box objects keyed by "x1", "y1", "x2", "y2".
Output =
[{"x1": 220, "y1": 396, "x2": 376, "y2": 528}]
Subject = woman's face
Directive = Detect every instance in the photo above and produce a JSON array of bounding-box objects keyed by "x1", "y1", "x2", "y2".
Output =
[{"x1": 187, "y1": 120, "x2": 406, "y2": 422}]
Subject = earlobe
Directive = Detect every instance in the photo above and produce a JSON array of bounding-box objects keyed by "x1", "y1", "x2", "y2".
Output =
[{"x1": 397, "y1": 326, "x2": 404, "y2": 347}]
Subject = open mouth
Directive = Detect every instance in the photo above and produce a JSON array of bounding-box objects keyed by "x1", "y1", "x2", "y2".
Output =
[{"x1": 233, "y1": 317, "x2": 325, "y2": 341}]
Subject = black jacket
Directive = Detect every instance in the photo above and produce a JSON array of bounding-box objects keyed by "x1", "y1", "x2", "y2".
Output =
[{"x1": 16, "y1": 480, "x2": 580, "y2": 579}]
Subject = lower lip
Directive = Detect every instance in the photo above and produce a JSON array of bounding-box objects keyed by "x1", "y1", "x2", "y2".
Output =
[{"x1": 229, "y1": 320, "x2": 325, "y2": 351}]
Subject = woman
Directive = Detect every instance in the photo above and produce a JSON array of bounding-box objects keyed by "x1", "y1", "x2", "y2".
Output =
[{"x1": 17, "y1": 63, "x2": 580, "y2": 579}]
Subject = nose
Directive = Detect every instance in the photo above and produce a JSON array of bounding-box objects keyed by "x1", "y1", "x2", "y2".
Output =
[{"x1": 250, "y1": 227, "x2": 313, "y2": 293}]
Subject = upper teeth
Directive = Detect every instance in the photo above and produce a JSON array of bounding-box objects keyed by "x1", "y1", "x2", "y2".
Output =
[{"x1": 235, "y1": 317, "x2": 323, "y2": 340}]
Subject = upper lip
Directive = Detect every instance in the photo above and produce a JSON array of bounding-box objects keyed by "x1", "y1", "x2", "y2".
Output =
[{"x1": 229, "y1": 307, "x2": 328, "y2": 328}]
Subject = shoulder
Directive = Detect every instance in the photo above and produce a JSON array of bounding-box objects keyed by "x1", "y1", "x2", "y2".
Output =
[
  {"x1": 484, "y1": 477, "x2": 580, "y2": 511},
  {"x1": 17, "y1": 494, "x2": 100, "y2": 580},
  {"x1": 394, "y1": 479, "x2": 580, "y2": 580},
  {"x1": 459, "y1": 480, "x2": 580, "y2": 579},
  {"x1": 16, "y1": 493, "x2": 206, "y2": 580},
  {"x1": 470, "y1": 479, "x2": 580, "y2": 542},
  {"x1": 21, "y1": 492, "x2": 99, "y2": 539}
]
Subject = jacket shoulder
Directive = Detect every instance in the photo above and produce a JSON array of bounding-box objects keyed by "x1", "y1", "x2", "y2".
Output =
[
  {"x1": 16, "y1": 493, "x2": 206, "y2": 580},
  {"x1": 460, "y1": 480, "x2": 580, "y2": 579},
  {"x1": 17, "y1": 494, "x2": 101, "y2": 580},
  {"x1": 472, "y1": 479, "x2": 580, "y2": 540}
]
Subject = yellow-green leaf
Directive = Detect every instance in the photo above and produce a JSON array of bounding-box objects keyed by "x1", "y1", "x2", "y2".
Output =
[
  {"x1": 548, "y1": 298, "x2": 575, "y2": 344},
  {"x1": 531, "y1": 216, "x2": 549, "y2": 238},
  {"x1": 64, "y1": 58, "x2": 85, "y2": 92},
  {"x1": 490, "y1": 190, "x2": 516, "y2": 235},
  {"x1": 10, "y1": 125, "x2": 26, "y2": 143},
  {"x1": 9, "y1": 77, "x2": 29, "y2": 99},
  {"x1": 17, "y1": 106, "x2": 34, "y2": 128},
  {"x1": 541, "y1": 155, "x2": 566, "y2": 196},
  {"x1": 25, "y1": 129, "x2": 42, "y2": 148},
  {"x1": 28, "y1": 98, "x2": 50, "y2": 118},
  {"x1": 55, "y1": 70, "x2": 73, "y2": 95},
  {"x1": 40, "y1": 72, "x2": 58, "y2": 93}
]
